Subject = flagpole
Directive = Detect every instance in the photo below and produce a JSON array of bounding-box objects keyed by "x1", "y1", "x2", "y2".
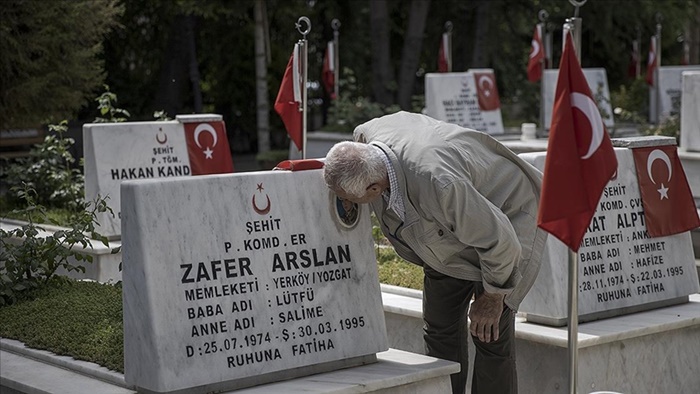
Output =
[
  {"x1": 538, "y1": 9, "x2": 548, "y2": 135},
  {"x1": 332, "y1": 19, "x2": 341, "y2": 100},
  {"x1": 564, "y1": 3, "x2": 585, "y2": 393},
  {"x1": 445, "y1": 21, "x2": 453, "y2": 72},
  {"x1": 655, "y1": 13, "x2": 663, "y2": 125},
  {"x1": 295, "y1": 17, "x2": 310, "y2": 159},
  {"x1": 635, "y1": 26, "x2": 642, "y2": 78}
]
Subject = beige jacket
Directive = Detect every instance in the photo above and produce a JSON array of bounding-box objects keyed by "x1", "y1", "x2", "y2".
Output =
[{"x1": 354, "y1": 112, "x2": 548, "y2": 310}]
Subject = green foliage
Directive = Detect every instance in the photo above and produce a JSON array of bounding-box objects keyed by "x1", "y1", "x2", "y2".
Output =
[
  {"x1": 153, "y1": 110, "x2": 171, "y2": 121},
  {"x1": 0, "y1": 279, "x2": 124, "y2": 372},
  {"x1": 94, "y1": 85, "x2": 131, "y2": 123},
  {"x1": 0, "y1": 121, "x2": 85, "y2": 211},
  {"x1": 0, "y1": 0, "x2": 123, "y2": 128},
  {"x1": 376, "y1": 248, "x2": 424, "y2": 290},
  {"x1": 0, "y1": 184, "x2": 115, "y2": 305},
  {"x1": 325, "y1": 68, "x2": 401, "y2": 133}
]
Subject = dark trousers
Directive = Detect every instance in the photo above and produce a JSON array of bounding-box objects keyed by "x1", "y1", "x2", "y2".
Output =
[{"x1": 423, "y1": 264, "x2": 517, "y2": 394}]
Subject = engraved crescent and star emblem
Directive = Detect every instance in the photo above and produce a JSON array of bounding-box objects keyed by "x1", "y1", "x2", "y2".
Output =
[
  {"x1": 646, "y1": 149, "x2": 672, "y2": 200},
  {"x1": 156, "y1": 128, "x2": 168, "y2": 144},
  {"x1": 194, "y1": 123, "x2": 218, "y2": 159},
  {"x1": 571, "y1": 92, "x2": 605, "y2": 160},
  {"x1": 252, "y1": 183, "x2": 271, "y2": 215}
]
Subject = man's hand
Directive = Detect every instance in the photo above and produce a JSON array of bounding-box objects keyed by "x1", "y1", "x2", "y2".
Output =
[{"x1": 468, "y1": 291, "x2": 505, "y2": 343}]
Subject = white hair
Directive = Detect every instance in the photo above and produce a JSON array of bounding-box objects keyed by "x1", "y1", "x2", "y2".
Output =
[{"x1": 323, "y1": 141, "x2": 386, "y2": 198}]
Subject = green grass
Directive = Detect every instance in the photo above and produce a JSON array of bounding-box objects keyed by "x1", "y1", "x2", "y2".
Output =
[
  {"x1": 0, "y1": 279, "x2": 124, "y2": 372},
  {"x1": 0, "y1": 196, "x2": 77, "y2": 227}
]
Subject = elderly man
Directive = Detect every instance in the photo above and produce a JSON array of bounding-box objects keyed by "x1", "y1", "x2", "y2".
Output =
[{"x1": 323, "y1": 111, "x2": 547, "y2": 394}]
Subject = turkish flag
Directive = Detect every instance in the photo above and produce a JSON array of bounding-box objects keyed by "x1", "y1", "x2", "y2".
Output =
[
  {"x1": 632, "y1": 145, "x2": 700, "y2": 237},
  {"x1": 473, "y1": 71, "x2": 501, "y2": 111},
  {"x1": 537, "y1": 33, "x2": 618, "y2": 252},
  {"x1": 646, "y1": 36, "x2": 657, "y2": 86},
  {"x1": 183, "y1": 121, "x2": 234, "y2": 175},
  {"x1": 527, "y1": 24, "x2": 545, "y2": 82},
  {"x1": 681, "y1": 41, "x2": 690, "y2": 66},
  {"x1": 322, "y1": 41, "x2": 335, "y2": 99},
  {"x1": 627, "y1": 39, "x2": 640, "y2": 79},
  {"x1": 438, "y1": 32, "x2": 450, "y2": 72},
  {"x1": 274, "y1": 44, "x2": 303, "y2": 151}
]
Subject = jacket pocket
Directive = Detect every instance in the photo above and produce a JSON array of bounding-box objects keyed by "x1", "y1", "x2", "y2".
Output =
[{"x1": 420, "y1": 224, "x2": 465, "y2": 263}]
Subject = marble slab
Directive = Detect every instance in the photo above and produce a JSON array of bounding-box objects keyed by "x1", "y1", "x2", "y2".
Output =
[
  {"x1": 653, "y1": 65, "x2": 700, "y2": 124},
  {"x1": 83, "y1": 114, "x2": 233, "y2": 239},
  {"x1": 680, "y1": 71, "x2": 700, "y2": 152},
  {"x1": 519, "y1": 139, "x2": 700, "y2": 325},
  {"x1": 121, "y1": 168, "x2": 388, "y2": 393},
  {"x1": 543, "y1": 68, "x2": 614, "y2": 131},
  {"x1": 424, "y1": 69, "x2": 505, "y2": 134}
]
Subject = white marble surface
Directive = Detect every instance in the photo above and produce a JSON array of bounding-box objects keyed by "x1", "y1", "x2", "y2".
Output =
[
  {"x1": 655, "y1": 65, "x2": 700, "y2": 123},
  {"x1": 680, "y1": 71, "x2": 700, "y2": 152},
  {"x1": 424, "y1": 70, "x2": 505, "y2": 135},
  {"x1": 380, "y1": 286, "x2": 700, "y2": 394},
  {"x1": 121, "y1": 169, "x2": 388, "y2": 392},
  {"x1": 519, "y1": 146, "x2": 700, "y2": 324},
  {"x1": 543, "y1": 68, "x2": 614, "y2": 131}
]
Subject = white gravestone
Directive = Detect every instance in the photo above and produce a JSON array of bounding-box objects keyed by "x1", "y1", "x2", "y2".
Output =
[
  {"x1": 84, "y1": 114, "x2": 233, "y2": 239},
  {"x1": 654, "y1": 65, "x2": 700, "y2": 123},
  {"x1": 679, "y1": 71, "x2": 700, "y2": 152},
  {"x1": 425, "y1": 69, "x2": 505, "y2": 134},
  {"x1": 543, "y1": 68, "x2": 614, "y2": 131},
  {"x1": 520, "y1": 137, "x2": 700, "y2": 326},
  {"x1": 121, "y1": 168, "x2": 388, "y2": 393}
]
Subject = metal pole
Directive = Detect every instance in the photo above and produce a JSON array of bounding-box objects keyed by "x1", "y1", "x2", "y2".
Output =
[
  {"x1": 295, "y1": 17, "x2": 311, "y2": 159},
  {"x1": 445, "y1": 21, "x2": 453, "y2": 72},
  {"x1": 636, "y1": 26, "x2": 642, "y2": 78},
  {"x1": 655, "y1": 13, "x2": 663, "y2": 124},
  {"x1": 564, "y1": 4, "x2": 585, "y2": 393},
  {"x1": 332, "y1": 19, "x2": 340, "y2": 99},
  {"x1": 538, "y1": 10, "x2": 548, "y2": 134}
]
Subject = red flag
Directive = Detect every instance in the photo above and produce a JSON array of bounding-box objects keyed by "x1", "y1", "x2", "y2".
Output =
[
  {"x1": 527, "y1": 24, "x2": 545, "y2": 82},
  {"x1": 274, "y1": 44, "x2": 303, "y2": 151},
  {"x1": 438, "y1": 32, "x2": 450, "y2": 72},
  {"x1": 473, "y1": 71, "x2": 501, "y2": 111},
  {"x1": 183, "y1": 121, "x2": 234, "y2": 175},
  {"x1": 646, "y1": 36, "x2": 657, "y2": 86},
  {"x1": 632, "y1": 145, "x2": 700, "y2": 237},
  {"x1": 322, "y1": 41, "x2": 335, "y2": 99},
  {"x1": 537, "y1": 33, "x2": 618, "y2": 251},
  {"x1": 628, "y1": 39, "x2": 640, "y2": 78},
  {"x1": 681, "y1": 41, "x2": 690, "y2": 65}
]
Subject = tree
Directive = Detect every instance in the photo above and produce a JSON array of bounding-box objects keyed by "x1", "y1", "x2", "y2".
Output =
[
  {"x1": 0, "y1": 0, "x2": 123, "y2": 129},
  {"x1": 396, "y1": 0, "x2": 431, "y2": 110}
]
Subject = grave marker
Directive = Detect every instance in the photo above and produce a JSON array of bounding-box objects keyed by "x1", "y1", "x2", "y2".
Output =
[
  {"x1": 680, "y1": 71, "x2": 700, "y2": 152},
  {"x1": 655, "y1": 65, "x2": 700, "y2": 122},
  {"x1": 83, "y1": 114, "x2": 233, "y2": 239},
  {"x1": 543, "y1": 68, "x2": 614, "y2": 131},
  {"x1": 121, "y1": 168, "x2": 388, "y2": 393},
  {"x1": 520, "y1": 137, "x2": 700, "y2": 326},
  {"x1": 425, "y1": 69, "x2": 504, "y2": 134}
]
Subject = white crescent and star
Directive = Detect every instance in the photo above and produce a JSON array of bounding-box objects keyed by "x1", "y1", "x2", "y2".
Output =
[
  {"x1": 570, "y1": 92, "x2": 605, "y2": 160},
  {"x1": 194, "y1": 123, "x2": 218, "y2": 159},
  {"x1": 530, "y1": 39, "x2": 540, "y2": 59},
  {"x1": 646, "y1": 149, "x2": 672, "y2": 200},
  {"x1": 478, "y1": 75, "x2": 494, "y2": 97}
]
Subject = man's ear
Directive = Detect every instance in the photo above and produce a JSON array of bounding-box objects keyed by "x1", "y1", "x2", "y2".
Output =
[{"x1": 366, "y1": 183, "x2": 382, "y2": 194}]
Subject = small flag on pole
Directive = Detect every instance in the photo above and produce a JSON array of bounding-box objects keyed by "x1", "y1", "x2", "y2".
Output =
[
  {"x1": 646, "y1": 36, "x2": 657, "y2": 86},
  {"x1": 681, "y1": 41, "x2": 690, "y2": 65},
  {"x1": 537, "y1": 32, "x2": 618, "y2": 251},
  {"x1": 322, "y1": 41, "x2": 336, "y2": 99},
  {"x1": 527, "y1": 24, "x2": 545, "y2": 82},
  {"x1": 274, "y1": 43, "x2": 303, "y2": 151},
  {"x1": 438, "y1": 32, "x2": 450, "y2": 72},
  {"x1": 628, "y1": 39, "x2": 640, "y2": 79}
]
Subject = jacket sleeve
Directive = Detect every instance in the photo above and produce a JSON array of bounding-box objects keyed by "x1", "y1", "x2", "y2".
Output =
[{"x1": 434, "y1": 178, "x2": 521, "y2": 294}]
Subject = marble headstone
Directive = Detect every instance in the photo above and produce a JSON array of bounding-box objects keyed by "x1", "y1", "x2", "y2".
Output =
[
  {"x1": 543, "y1": 68, "x2": 614, "y2": 131},
  {"x1": 84, "y1": 114, "x2": 233, "y2": 239},
  {"x1": 520, "y1": 137, "x2": 700, "y2": 326},
  {"x1": 679, "y1": 71, "x2": 700, "y2": 152},
  {"x1": 654, "y1": 65, "x2": 700, "y2": 123},
  {"x1": 121, "y1": 168, "x2": 388, "y2": 393},
  {"x1": 425, "y1": 69, "x2": 505, "y2": 134}
]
